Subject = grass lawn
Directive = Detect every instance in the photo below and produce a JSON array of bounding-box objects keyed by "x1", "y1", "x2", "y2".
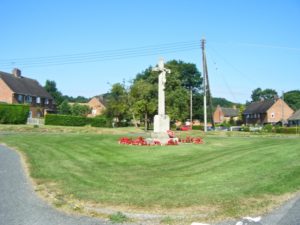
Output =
[{"x1": 0, "y1": 125, "x2": 300, "y2": 223}]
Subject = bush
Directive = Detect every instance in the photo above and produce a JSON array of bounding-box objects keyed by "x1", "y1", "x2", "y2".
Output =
[
  {"x1": 241, "y1": 125, "x2": 250, "y2": 132},
  {"x1": 45, "y1": 114, "x2": 111, "y2": 127},
  {"x1": 90, "y1": 116, "x2": 109, "y2": 127},
  {"x1": 263, "y1": 124, "x2": 274, "y2": 133},
  {"x1": 192, "y1": 125, "x2": 204, "y2": 130},
  {"x1": 275, "y1": 127, "x2": 299, "y2": 134},
  {"x1": 45, "y1": 114, "x2": 88, "y2": 126},
  {"x1": 0, "y1": 104, "x2": 29, "y2": 124}
]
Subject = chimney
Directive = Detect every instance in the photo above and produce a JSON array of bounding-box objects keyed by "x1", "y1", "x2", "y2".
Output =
[{"x1": 12, "y1": 68, "x2": 21, "y2": 78}]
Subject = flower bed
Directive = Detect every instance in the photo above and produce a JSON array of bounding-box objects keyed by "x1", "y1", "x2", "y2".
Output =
[{"x1": 118, "y1": 136, "x2": 204, "y2": 146}]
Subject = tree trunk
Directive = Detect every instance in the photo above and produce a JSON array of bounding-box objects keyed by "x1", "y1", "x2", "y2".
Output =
[
  {"x1": 144, "y1": 112, "x2": 148, "y2": 131},
  {"x1": 132, "y1": 113, "x2": 138, "y2": 128}
]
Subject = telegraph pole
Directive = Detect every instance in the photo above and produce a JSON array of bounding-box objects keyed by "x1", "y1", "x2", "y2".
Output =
[
  {"x1": 202, "y1": 38, "x2": 207, "y2": 132},
  {"x1": 282, "y1": 91, "x2": 285, "y2": 127}
]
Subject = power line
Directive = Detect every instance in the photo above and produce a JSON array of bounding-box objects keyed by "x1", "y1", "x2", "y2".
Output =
[{"x1": 0, "y1": 41, "x2": 200, "y2": 69}]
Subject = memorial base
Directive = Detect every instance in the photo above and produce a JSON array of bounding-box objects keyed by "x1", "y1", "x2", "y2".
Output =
[{"x1": 153, "y1": 114, "x2": 170, "y2": 133}]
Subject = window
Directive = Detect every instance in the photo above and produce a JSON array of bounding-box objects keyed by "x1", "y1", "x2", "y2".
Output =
[
  {"x1": 92, "y1": 109, "x2": 97, "y2": 115},
  {"x1": 25, "y1": 96, "x2": 32, "y2": 103},
  {"x1": 36, "y1": 97, "x2": 41, "y2": 104},
  {"x1": 17, "y1": 95, "x2": 23, "y2": 103},
  {"x1": 271, "y1": 112, "x2": 275, "y2": 118},
  {"x1": 45, "y1": 98, "x2": 49, "y2": 105}
]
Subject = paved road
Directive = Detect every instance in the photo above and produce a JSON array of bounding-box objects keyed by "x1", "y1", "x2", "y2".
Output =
[{"x1": 0, "y1": 145, "x2": 109, "y2": 225}]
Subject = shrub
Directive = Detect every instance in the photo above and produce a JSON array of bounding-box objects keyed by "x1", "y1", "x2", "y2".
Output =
[
  {"x1": 275, "y1": 127, "x2": 299, "y2": 134},
  {"x1": 0, "y1": 104, "x2": 29, "y2": 124},
  {"x1": 241, "y1": 125, "x2": 250, "y2": 132},
  {"x1": 45, "y1": 114, "x2": 88, "y2": 126},
  {"x1": 192, "y1": 125, "x2": 204, "y2": 130},
  {"x1": 90, "y1": 116, "x2": 108, "y2": 127},
  {"x1": 263, "y1": 124, "x2": 273, "y2": 133},
  {"x1": 45, "y1": 114, "x2": 111, "y2": 127}
]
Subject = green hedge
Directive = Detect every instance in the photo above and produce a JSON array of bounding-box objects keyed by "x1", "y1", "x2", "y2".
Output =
[
  {"x1": 192, "y1": 125, "x2": 204, "y2": 130},
  {"x1": 275, "y1": 127, "x2": 300, "y2": 134},
  {"x1": 90, "y1": 116, "x2": 109, "y2": 127},
  {"x1": 45, "y1": 114, "x2": 110, "y2": 127},
  {"x1": 45, "y1": 114, "x2": 88, "y2": 126},
  {"x1": 0, "y1": 104, "x2": 30, "y2": 124}
]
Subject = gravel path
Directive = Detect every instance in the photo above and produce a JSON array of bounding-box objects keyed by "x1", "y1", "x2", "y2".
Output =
[{"x1": 0, "y1": 145, "x2": 109, "y2": 225}]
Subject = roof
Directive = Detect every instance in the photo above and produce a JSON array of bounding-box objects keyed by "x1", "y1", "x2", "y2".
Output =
[
  {"x1": 221, "y1": 107, "x2": 239, "y2": 117},
  {"x1": 288, "y1": 109, "x2": 300, "y2": 121},
  {"x1": 0, "y1": 71, "x2": 53, "y2": 99},
  {"x1": 243, "y1": 99, "x2": 275, "y2": 114},
  {"x1": 92, "y1": 95, "x2": 107, "y2": 107}
]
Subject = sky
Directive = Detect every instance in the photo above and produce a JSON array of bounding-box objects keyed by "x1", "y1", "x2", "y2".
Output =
[{"x1": 1, "y1": 0, "x2": 299, "y2": 103}]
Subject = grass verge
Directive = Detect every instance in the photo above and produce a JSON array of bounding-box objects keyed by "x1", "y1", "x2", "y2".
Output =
[{"x1": 0, "y1": 125, "x2": 299, "y2": 223}]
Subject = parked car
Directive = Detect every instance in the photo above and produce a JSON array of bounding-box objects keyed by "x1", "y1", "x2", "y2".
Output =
[{"x1": 180, "y1": 125, "x2": 191, "y2": 131}]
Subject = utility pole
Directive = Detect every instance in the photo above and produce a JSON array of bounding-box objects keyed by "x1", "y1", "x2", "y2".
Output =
[
  {"x1": 282, "y1": 91, "x2": 285, "y2": 127},
  {"x1": 202, "y1": 38, "x2": 215, "y2": 132},
  {"x1": 190, "y1": 88, "x2": 193, "y2": 126},
  {"x1": 202, "y1": 38, "x2": 207, "y2": 132}
]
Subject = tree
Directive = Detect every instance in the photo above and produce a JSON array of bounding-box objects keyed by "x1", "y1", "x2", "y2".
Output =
[
  {"x1": 130, "y1": 79, "x2": 157, "y2": 130},
  {"x1": 284, "y1": 90, "x2": 300, "y2": 110},
  {"x1": 44, "y1": 80, "x2": 64, "y2": 105},
  {"x1": 251, "y1": 88, "x2": 278, "y2": 102},
  {"x1": 105, "y1": 83, "x2": 129, "y2": 125},
  {"x1": 57, "y1": 100, "x2": 71, "y2": 115},
  {"x1": 133, "y1": 60, "x2": 202, "y2": 124},
  {"x1": 71, "y1": 103, "x2": 90, "y2": 116},
  {"x1": 166, "y1": 60, "x2": 202, "y2": 123}
]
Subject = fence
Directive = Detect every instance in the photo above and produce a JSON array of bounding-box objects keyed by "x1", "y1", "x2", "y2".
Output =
[{"x1": 27, "y1": 118, "x2": 45, "y2": 125}]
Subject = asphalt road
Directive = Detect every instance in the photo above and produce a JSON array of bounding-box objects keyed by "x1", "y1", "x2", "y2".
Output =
[
  {"x1": 0, "y1": 145, "x2": 109, "y2": 225},
  {"x1": 1, "y1": 144, "x2": 299, "y2": 225}
]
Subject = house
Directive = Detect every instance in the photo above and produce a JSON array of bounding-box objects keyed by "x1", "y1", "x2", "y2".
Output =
[
  {"x1": 87, "y1": 96, "x2": 106, "y2": 117},
  {"x1": 243, "y1": 98, "x2": 294, "y2": 125},
  {"x1": 288, "y1": 109, "x2": 300, "y2": 126},
  {"x1": 0, "y1": 69, "x2": 54, "y2": 118},
  {"x1": 213, "y1": 105, "x2": 239, "y2": 124}
]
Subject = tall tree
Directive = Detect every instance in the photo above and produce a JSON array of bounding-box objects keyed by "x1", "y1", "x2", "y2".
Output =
[
  {"x1": 130, "y1": 79, "x2": 157, "y2": 130},
  {"x1": 167, "y1": 60, "x2": 202, "y2": 123},
  {"x1": 284, "y1": 90, "x2": 300, "y2": 110},
  {"x1": 44, "y1": 80, "x2": 64, "y2": 105},
  {"x1": 105, "y1": 83, "x2": 129, "y2": 125},
  {"x1": 251, "y1": 88, "x2": 278, "y2": 102}
]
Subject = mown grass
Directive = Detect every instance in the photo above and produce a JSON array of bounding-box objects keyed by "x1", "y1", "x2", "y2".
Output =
[{"x1": 0, "y1": 125, "x2": 299, "y2": 221}]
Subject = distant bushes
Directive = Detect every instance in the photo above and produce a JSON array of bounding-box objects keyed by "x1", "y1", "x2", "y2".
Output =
[
  {"x1": 45, "y1": 114, "x2": 88, "y2": 126},
  {"x1": 0, "y1": 104, "x2": 29, "y2": 124},
  {"x1": 45, "y1": 114, "x2": 110, "y2": 127},
  {"x1": 192, "y1": 125, "x2": 204, "y2": 130},
  {"x1": 274, "y1": 127, "x2": 299, "y2": 134},
  {"x1": 240, "y1": 124, "x2": 299, "y2": 134}
]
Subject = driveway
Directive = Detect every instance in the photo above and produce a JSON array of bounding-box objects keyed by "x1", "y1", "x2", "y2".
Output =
[{"x1": 0, "y1": 145, "x2": 109, "y2": 225}]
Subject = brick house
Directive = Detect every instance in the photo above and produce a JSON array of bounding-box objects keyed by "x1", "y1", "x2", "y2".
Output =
[
  {"x1": 87, "y1": 96, "x2": 106, "y2": 117},
  {"x1": 213, "y1": 105, "x2": 239, "y2": 124},
  {"x1": 243, "y1": 98, "x2": 294, "y2": 125},
  {"x1": 0, "y1": 69, "x2": 54, "y2": 118}
]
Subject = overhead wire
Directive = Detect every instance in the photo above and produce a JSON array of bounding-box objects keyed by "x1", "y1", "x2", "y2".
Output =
[{"x1": 0, "y1": 41, "x2": 200, "y2": 69}]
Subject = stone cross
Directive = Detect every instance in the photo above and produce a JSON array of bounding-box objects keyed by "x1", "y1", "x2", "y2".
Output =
[{"x1": 152, "y1": 59, "x2": 171, "y2": 115}]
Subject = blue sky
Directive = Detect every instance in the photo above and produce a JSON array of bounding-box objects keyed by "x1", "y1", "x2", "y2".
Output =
[{"x1": 1, "y1": 0, "x2": 299, "y2": 103}]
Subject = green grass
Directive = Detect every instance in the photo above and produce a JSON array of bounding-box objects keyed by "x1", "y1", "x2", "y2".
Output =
[{"x1": 0, "y1": 125, "x2": 300, "y2": 221}]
